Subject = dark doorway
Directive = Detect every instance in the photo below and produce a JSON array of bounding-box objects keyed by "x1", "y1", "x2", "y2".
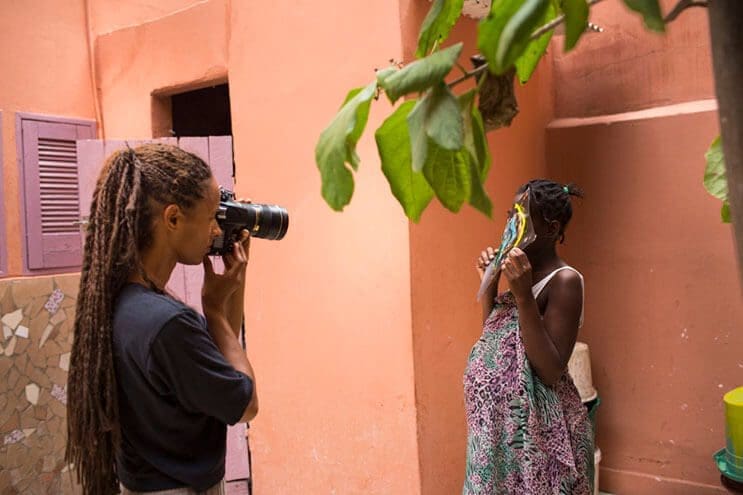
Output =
[{"x1": 171, "y1": 84, "x2": 231, "y2": 137}]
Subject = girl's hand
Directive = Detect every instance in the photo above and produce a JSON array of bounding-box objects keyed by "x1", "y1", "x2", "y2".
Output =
[
  {"x1": 223, "y1": 198, "x2": 252, "y2": 275},
  {"x1": 202, "y1": 239, "x2": 248, "y2": 316},
  {"x1": 501, "y1": 247, "x2": 533, "y2": 301},
  {"x1": 223, "y1": 229, "x2": 250, "y2": 273},
  {"x1": 476, "y1": 247, "x2": 498, "y2": 281}
]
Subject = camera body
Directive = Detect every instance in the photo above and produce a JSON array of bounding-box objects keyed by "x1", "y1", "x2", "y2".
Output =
[{"x1": 209, "y1": 188, "x2": 289, "y2": 256}]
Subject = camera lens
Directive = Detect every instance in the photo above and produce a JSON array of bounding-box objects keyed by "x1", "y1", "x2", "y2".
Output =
[{"x1": 250, "y1": 204, "x2": 288, "y2": 240}]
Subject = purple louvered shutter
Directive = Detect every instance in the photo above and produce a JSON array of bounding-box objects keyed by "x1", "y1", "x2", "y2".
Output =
[{"x1": 18, "y1": 114, "x2": 95, "y2": 271}]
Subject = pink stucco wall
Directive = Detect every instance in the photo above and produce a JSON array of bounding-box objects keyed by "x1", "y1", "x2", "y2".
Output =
[
  {"x1": 93, "y1": 1, "x2": 422, "y2": 493},
  {"x1": 227, "y1": 1, "x2": 422, "y2": 493},
  {"x1": 0, "y1": 0, "x2": 96, "y2": 277},
  {"x1": 1, "y1": 0, "x2": 738, "y2": 494},
  {"x1": 552, "y1": 0, "x2": 715, "y2": 118},
  {"x1": 549, "y1": 2, "x2": 739, "y2": 493}
]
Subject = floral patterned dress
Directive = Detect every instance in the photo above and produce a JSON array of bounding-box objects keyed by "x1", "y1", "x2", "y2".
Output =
[{"x1": 463, "y1": 291, "x2": 594, "y2": 494}]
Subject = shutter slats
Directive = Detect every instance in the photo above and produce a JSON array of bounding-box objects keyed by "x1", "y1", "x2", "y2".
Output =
[{"x1": 38, "y1": 137, "x2": 80, "y2": 234}]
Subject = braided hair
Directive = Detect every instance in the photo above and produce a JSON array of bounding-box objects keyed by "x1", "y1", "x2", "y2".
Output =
[
  {"x1": 517, "y1": 179, "x2": 583, "y2": 243},
  {"x1": 65, "y1": 143, "x2": 212, "y2": 494}
]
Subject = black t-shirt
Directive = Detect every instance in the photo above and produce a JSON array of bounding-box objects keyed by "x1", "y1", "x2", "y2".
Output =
[{"x1": 112, "y1": 283, "x2": 253, "y2": 492}]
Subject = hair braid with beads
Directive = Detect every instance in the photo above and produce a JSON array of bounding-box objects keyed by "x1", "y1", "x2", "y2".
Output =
[
  {"x1": 518, "y1": 179, "x2": 584, "y2": 243},
  {"x1": 65, "y1": 143, "x2": 212, "y2": 494}
]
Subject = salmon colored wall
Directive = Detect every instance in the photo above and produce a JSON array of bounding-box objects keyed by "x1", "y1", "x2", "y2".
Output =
[
  {"x1": 94, "y1": 0, "x2": 229, "y2": 139},
  {"x1": 95, "y1": 1, "x2": 422, "y2": 493},
  {"x1": 400, "y1": 1, "x2": 554, "y2": 493},
  {"x1": 228, "y1": 2, "x2": 421, "y2": 492},
  {"x1": 0, "y1": 0, "x2": 95, "y2": 276},
  {"x1": 90, "y1": 0, "x2": 203, "y2": 35},
  {"x1": 547, "y1": 107, "x2": 739, "y2": 495},
  {"x1": 549, "y1": 2, "x2": 737, "y2": 493},
  {"x1": 552, "y1": 0, "x2": 714, "y2": 118}
]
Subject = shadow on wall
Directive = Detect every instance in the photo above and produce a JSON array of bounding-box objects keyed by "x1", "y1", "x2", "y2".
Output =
[{"x1": 0, "y1": 275, "x2": 81, "y2": 494}]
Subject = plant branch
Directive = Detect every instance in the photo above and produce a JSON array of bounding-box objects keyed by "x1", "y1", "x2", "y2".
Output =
[
  {"x1": 664, "y1": 0, "x2": 708, "y2": 23},
  {"x1": 449, "y1": 0, "x2": 607, "y2": 88}
]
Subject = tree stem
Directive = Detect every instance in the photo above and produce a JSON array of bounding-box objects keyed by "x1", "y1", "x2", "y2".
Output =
[
  {"x1": 708, "y1": 0, "x2": 743, "y2": 291},
  {"x1": 664, "y1": 0, "x2": 708, "y2": 23},
  {"x1": 449, "y1": 0, "x2": 607, "y2": 88}
]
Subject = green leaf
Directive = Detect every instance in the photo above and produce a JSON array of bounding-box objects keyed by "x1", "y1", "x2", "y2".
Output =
[
  {"x1": 375, "y1": 101, "x2": 435, "y2": 222},
  {"x1": 704, "y1": 135, "x2": 727, "y2": 200},
  {"x1": 459, "y1": 90, "x2": 492, "y2": 178},
  {"x1": 472, "y1": 105, "x2": 491, "y2": 179},
  {"x1": 315, "y1": 82, "x2": 377, "y2": 211},
  {"x1": 623, "y1": 0, "x2": 665, "y2": 32},
  {"x1": 514, "y1": 2, "x2": 556, "y2": 83},
  {"x1": 375, "y1": 66, "x2": 398, "y2": 87},
  {"x1": 460, "y1": 90, "x2": 478, "y2": 157},
  {"x1": 704, "y1": 135, "x2": 731, "y2": 224},
  {"x1": 407, "y1": 97, "x2": 429, "y2": 172},
  {"x1": 423, "y1": 141, "x2": 471, "y2": 213},
  {"x1": 380, "y1": 43, "x2": 463, "y2": 103},
  {"x1": 459, "y1": 90, "x2": 493, "y2": 216},
  {"x1": 563, "y1": 0, "x2": 588, "y2": 51},
  {"x1": 478, "y1": 0, "x2": 550, "y2": 74},
  {"x1": 721, "y1": 201, "x2": 731, "y2": 223},
  {"x1": 467, "y1": 154, "x2": 493, "y2": 216},
  {"x1": 416, "y1": 0, "x2": 465, "y2": 58},
  {"x1": 407, "y1": 83, "x2": 464, "y2": 171},
  {"x1": 426, "y1": 84, "x2": 464, "y2": 150},
  {"x1": 341, "y1": 87, "x2": 373, "y2": 170}
]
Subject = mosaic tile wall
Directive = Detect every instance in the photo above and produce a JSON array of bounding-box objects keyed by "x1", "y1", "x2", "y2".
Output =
[{"x1": 0, "y1": 275, "x2": 81, "y2": 494}]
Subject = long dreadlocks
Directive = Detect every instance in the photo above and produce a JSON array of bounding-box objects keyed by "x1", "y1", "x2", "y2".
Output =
[{"x1": 65, "y1": 143, "x2": 213, "y2": 494}]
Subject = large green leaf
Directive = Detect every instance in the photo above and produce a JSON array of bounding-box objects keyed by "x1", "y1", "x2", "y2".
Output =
[
  {"x1": 467, "y1": 155, "x2": 493, "y2": 216},
  {"x1": 721, "y1": 202, "x2": 731, "y2": 223},
  {"x1": 407, "y1": 83, "x2": 464, "y2": 171},
  {"x1": 315, "y1": 82, "x2": 377, "y2": 211},
  {"x1": 623, "y1": 0, "x2": 665, "y2": 32},
  {"x1": 416, "y1": 0, "x2": 465, "y2": 58},
  {"x1": 563, "y1": 0, "x2": 588, "y2": 51},
  {"x1": 379, "y1": 43, "x2": 463, "y2": 103},
  {"x1": 478, "y1": 0, "x2": 550, "y2": 74},
  {"x1": 704, "y1": 136, "x2": 727, "y2": 200},
  {"x1": 425, "y1": 84, "x2": 463, "y2": 150},
  {"x1": 514, "y1": 2, "x2": 556, "y2": 83},
  {"x1": 407, "y1": 96, "x2": 429, "y2": 173},
  {"x1": 423, "y1": 141, "x2": 471, "y2": 213},
  {"x1": 704, "y1": 135, "x2": 731, "y2": 223},
  {"x1": 460, "y1": 90, "x2": 478, "y2": 160},
  {"x1": 459, "y1": 90, "x2": 493, "y2": 216},
  {"x1": 472, "y1": 106, "x2": 492, "y2": 180},
  {"x1": 375, "y1": 101, "x2": 435, "y2": 222}
]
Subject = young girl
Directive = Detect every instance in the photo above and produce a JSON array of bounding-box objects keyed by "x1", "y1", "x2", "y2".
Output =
[
  {"x1": 66, "y1": 144, "x2": 258, "y2": 495},
  {"x1": 463, "y1": 179, "x2": 593, "y2": 494}
]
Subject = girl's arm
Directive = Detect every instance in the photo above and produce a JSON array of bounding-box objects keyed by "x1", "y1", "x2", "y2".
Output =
[
  {"x1": 502, "y1": 249, "x2": 583, "y2": 386},
  {"x1": 476, "y1": 247, "x2": 500, "y2": 323}
]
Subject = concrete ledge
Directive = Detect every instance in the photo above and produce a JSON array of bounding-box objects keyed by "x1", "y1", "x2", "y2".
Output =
[
  {"x1": 548, "y1": 99, "x2": 718, "y2": 129},
  {"x1": 600, "y1": 466, "x2": 727, "y2": 494}
]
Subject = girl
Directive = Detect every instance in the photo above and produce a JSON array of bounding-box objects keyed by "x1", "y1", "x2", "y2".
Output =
[
  {"x1": 464, "y1": 179, "x2": 593, "y2": 494},
  {"x1": 66, "y1": 144, "x2": 258, "y2": 495}
]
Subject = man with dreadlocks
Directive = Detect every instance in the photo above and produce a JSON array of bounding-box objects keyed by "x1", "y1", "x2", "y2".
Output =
[
  {"x1": 66, "y1": 143, "x2": 258, "y2": 495},
  {"x1": 463, "y1": 179, "x2": 593, "y2": 494}
]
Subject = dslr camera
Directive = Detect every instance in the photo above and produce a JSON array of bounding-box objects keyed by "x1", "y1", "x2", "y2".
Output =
[{"x1": 209, "y1": 188, "x2": 289, "y2": 255}]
